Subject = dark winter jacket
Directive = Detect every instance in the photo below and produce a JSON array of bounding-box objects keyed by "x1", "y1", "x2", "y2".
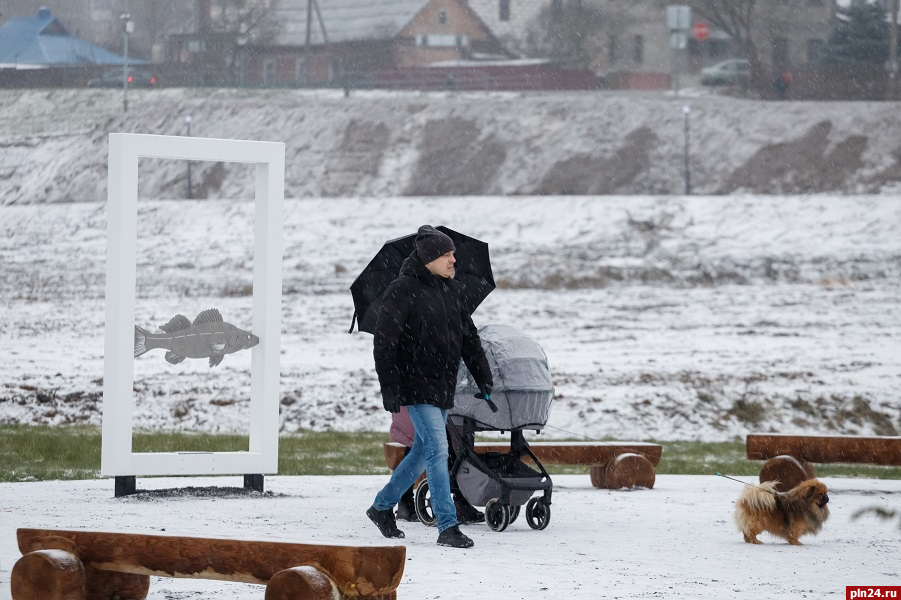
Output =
[{"x1": 374, "y1": 253, "x2": 492, "y2": 410}]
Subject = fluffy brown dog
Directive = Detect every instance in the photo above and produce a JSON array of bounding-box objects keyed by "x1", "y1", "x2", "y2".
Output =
[{"x1": 734, "y1": 478, "x2": 830, "y2": 545}]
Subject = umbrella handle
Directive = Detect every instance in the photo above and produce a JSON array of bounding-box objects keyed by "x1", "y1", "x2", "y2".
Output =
[{"x1": 348, "y1": 312, "x2": 357, "y2": 334}]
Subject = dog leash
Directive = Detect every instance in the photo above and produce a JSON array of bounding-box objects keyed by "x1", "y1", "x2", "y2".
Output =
[{"x1": 715, "y1": 472, "x2": 777, "y2": 494}]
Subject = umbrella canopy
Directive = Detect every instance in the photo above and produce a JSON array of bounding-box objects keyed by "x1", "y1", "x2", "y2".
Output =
[{"x1": 349, "y1": 226, "x2": 494, "y2": 334}]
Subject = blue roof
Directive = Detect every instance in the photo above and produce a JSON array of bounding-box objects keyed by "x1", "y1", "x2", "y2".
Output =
[{"x1": 0, "y1": 8, "x2": 139, "y2": 68}]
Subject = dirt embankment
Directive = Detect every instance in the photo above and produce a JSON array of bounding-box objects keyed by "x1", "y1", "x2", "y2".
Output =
[{"x1": 2, "y1": 88, "x2": 901, "y2": 205}]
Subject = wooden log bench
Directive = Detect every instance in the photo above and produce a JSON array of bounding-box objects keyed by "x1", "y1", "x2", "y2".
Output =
[
  {"x1": 384, "y1": 440, "x2": 663, "y2": 490},
  {"x1": 746, "y1": 433, "x2": 901, "y2": 491},
  {"x1": 12, "y1": 528, "x2": 405, "y2": 600}
]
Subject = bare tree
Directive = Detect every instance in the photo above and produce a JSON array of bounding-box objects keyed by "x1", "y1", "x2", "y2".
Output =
[
  {"x1": 681, "y1": 0, "x2": 765, "y2": 88},
  {"x1": 190, "y1": 0, "x2": 280, "y2": 83},
  {"x1": 525, "y1": 0, "x2": 606, "y2": 69},
  {"x1": 216, "y1": 0, "x2": 280, "y2": 72}
]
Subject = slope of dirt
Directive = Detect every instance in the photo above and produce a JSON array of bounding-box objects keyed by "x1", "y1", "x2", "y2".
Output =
[{"x1": 3, "y1": 88, "x2": 901, "y2": 204}]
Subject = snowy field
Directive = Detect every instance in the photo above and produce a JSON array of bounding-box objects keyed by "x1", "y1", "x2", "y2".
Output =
[
  {"x1": 1, "y1": 194, "x2": 900, "y2": 441},
  {"x1": 1, "y1": 474, "x2": 900, "y2": 600}
]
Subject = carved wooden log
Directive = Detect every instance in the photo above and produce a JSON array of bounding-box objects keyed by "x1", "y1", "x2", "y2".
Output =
[
  {"x1": 83, "y1": 565, "x2": 150, "y2": 600},
  {"x1": 11, "y1": 549, "x2": 85, "y2": 600},
  {"x1": 383, "y1": 443, "x2": 408, "y2": 471},
  {"x1": 17, "y1": 529, "x2": 405, "y2": 599},
  {"x1": 590, "y1": 453, "x2": 656, "y2": 489},
  {"x1": 746, "y1": 434, "x2": 901, "y2": 465},
  {"x1": 265, "y1": 566, "x2": 340, "y2": 600},
  {"x1": 384, "y1": 441, "x2": 662, "y2": 470},
  {"x1": 759, "y1": 454, "x2": 816, "y2": 492},
  {"x1": 382, "y1": 443, "x2": 425, "y2": 484}
]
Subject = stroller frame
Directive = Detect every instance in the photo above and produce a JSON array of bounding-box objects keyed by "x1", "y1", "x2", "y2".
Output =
[{"x1": 447, "y1": 415, "x2": 553, "y2": 532}]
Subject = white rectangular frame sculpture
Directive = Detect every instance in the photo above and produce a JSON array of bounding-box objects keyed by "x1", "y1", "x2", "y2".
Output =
[{"x1": 101, "y1": 133, "x2": 285, "y2": 477}]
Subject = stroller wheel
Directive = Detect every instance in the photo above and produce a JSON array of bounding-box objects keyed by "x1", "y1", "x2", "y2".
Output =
[
  {"x1": 509, "y1": 505, "x2": 520, "y2": 524},
  {"x1": 485, "y1": 498, "x2": 510, "y2": 532},
  {"x1": 525, "y1": 497, "x2": 551, "y2": 530},
  {"x1": 414, "y1": 480, "x2": 438, "y2": 527}
]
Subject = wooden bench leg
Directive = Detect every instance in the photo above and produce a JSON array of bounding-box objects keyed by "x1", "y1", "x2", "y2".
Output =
[
  {"x1": 589, "y1": 453, "x2": 656, "y2": 490},
  {"x1": 12, "y1": 549, "x2": 86, "y2": 600},
  {"x1": 266, "y1": 565, "x2": 341, "y2": 600},
  {"x1": 759, "y1": 454, "x2": 815, "y2": 492},
  {"x1": 83, "y1": 566, "x2": 150, "y2": 600}
]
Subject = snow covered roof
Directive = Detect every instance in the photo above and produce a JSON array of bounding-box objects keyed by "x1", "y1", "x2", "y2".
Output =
[
  {"x1": 265, "y1": 0, "x2": 432, "y2": 45},
  {"x1": 0, "y1": 7, "x2": 131, "y2": 68}
]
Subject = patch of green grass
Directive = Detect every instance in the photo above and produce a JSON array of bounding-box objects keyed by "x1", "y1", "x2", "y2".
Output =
[
  {"x1": 0, "y1": 424, "x2": 101, "y2": 482},
  {"x1": 1, "y1": 426, "x2": 899, "y2": 482}
]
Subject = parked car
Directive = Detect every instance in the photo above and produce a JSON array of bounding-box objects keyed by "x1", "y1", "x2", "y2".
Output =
[
  {"x1": 88, "y1": 68, "x2": 158, "y2": 88},
  {"x1": 700, "y1": 59, "x2": 751, "y2": 86}
]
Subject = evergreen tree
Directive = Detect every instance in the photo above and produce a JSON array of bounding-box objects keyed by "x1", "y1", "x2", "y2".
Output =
[{"x1": 820, "y1": 3, "x2": 893, "y2": 64}]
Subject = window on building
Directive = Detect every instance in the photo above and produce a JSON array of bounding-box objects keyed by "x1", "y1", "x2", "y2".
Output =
[
  {"x1": 500, "y1": 0, "x2": 510, "y2": 21},
  {"x1": 634, "y1": 34, "x2": 644, "y2": 65},
  {"x1": 263, "y1": 60, "x2": 276, "y2": 84},
  {"x1": 608, "y1": 35, "x2": 619, "y2": 63},
  {"x1": 438, "y1": 10, "x2": 447, "y2": 24},
  {"x1": 773, "y1": 38, "x2": 789, "y2": 67},
  {"x1": 295, "y1": 58, "x2": 306, "y2": 82},
  {"x1": 807, "y1": 38, "x2": 824, "y2": 63}
]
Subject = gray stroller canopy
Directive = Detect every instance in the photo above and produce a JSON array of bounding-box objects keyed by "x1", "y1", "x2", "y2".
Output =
[{"x1": 453, "y1": 324, "x2": 554, "y2": 431}]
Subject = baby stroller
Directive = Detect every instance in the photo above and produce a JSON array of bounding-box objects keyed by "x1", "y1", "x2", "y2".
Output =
[{"x1": 414, "y1": 324, "x2": 555, "y2": 532}]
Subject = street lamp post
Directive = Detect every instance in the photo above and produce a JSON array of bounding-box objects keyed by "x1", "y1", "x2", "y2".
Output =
[
  {"x1": 121, "y1": 13, "x2": 134, "y2": 112},
  {"x1": 683, "y1": 105, "x2": 692, "y2": 195},
  {"x1": 185, "y1": 115, "x2": 193, "y2": 200},
  {"x1": 889, "y1": 0, "x2": 899, "y2": 99}
]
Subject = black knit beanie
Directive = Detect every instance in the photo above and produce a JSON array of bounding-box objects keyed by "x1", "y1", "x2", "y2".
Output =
[{"x1": 415, "y1": 225, "x2": 455, "y2": 264}]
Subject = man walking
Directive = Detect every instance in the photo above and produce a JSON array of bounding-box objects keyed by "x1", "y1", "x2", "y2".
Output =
[{"x1": 366, "y1": 225, "x2": 493, "y2": 548}]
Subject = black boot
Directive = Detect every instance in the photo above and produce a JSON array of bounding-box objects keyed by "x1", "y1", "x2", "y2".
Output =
[
  {"x1": 366, "y1": 506, "x2": 405, "y2": 539},
  {"x1": 454, "y1": 494, "x2": 485, "y2": 524},
  {"x1": 396, "y1": 486, "x2": 417, "y2": 522},
  {"x1": 437, "y1": 525, "x2": 474, "y2": 548}
]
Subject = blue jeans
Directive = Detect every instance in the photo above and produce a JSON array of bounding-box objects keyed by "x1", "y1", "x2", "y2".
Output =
[{"x1": 373, "y1": 404, "x2": 457, "y2": 532}]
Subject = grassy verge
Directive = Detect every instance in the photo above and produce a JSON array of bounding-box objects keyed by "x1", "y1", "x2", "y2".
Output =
[{"x1": 2, "y1": 425, "x2": 899, "y2": 483}]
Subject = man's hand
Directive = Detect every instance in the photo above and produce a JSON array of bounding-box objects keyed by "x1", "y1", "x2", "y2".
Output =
[
  {"x1": 474, "y1": 385, "x2": 498, "y2": 412},
  {"x1": 382, "y1": 395, "x2": 401, "y2": 413}
]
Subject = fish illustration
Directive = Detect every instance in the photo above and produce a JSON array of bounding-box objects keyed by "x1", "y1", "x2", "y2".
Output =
[{"x1": 134, "y1": 308, "x2": 259, "y2": 368}]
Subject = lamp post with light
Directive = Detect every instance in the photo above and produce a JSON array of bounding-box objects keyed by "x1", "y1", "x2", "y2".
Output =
[{"x1": 121, "y1": 13, "x2": 134, "y2": 112}]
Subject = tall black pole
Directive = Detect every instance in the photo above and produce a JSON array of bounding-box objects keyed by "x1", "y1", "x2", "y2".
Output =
[
  {"x1": 889, "y1": 0, "x2": 899, "y2": 99},
  {"x1": 185, "y1": 115, "x2": 193, "y2": 200},
  {"x1": 683, "y1": 105, "x2": 691, "y2": 195}
]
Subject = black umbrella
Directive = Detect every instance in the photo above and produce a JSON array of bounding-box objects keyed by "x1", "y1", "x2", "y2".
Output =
[{"x1": 349, "y1": 226, "x2": 495, "y2": 334}]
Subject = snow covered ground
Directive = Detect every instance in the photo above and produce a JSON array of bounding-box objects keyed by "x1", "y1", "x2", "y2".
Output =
[
  {"x1": 2, "y1": 146, "x2": 900, "y2": 600},
  {"x1": 1, "y1": 194, "x2": 899, "y2": 441},
  {"x1": 1, "y1": 474, "x2": 899, "y2": 600}
]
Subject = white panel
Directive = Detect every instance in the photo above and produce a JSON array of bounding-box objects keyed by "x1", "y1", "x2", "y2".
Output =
[
  {"x1": 666, "y1": 5, "x2": 691, "y2": 30},
  {"x1": 129, "y1": 452, "x2": 267, "y2": 476},
  {"x1": 101, "y1": 133, "x2": 285, "y2": 478}
]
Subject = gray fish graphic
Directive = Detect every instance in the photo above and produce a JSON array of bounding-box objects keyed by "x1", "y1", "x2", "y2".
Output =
[{"x1": 134, "y1": 308, "x2": 259, "y2": 368}]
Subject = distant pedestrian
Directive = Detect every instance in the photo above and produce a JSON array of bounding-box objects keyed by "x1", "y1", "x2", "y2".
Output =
[
  {"x1": 773, "y1": 66, "x2": 791, "y2": 100},
  {"x1": 366, "y1": 225, "x2": 493, "y2": 549}
]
